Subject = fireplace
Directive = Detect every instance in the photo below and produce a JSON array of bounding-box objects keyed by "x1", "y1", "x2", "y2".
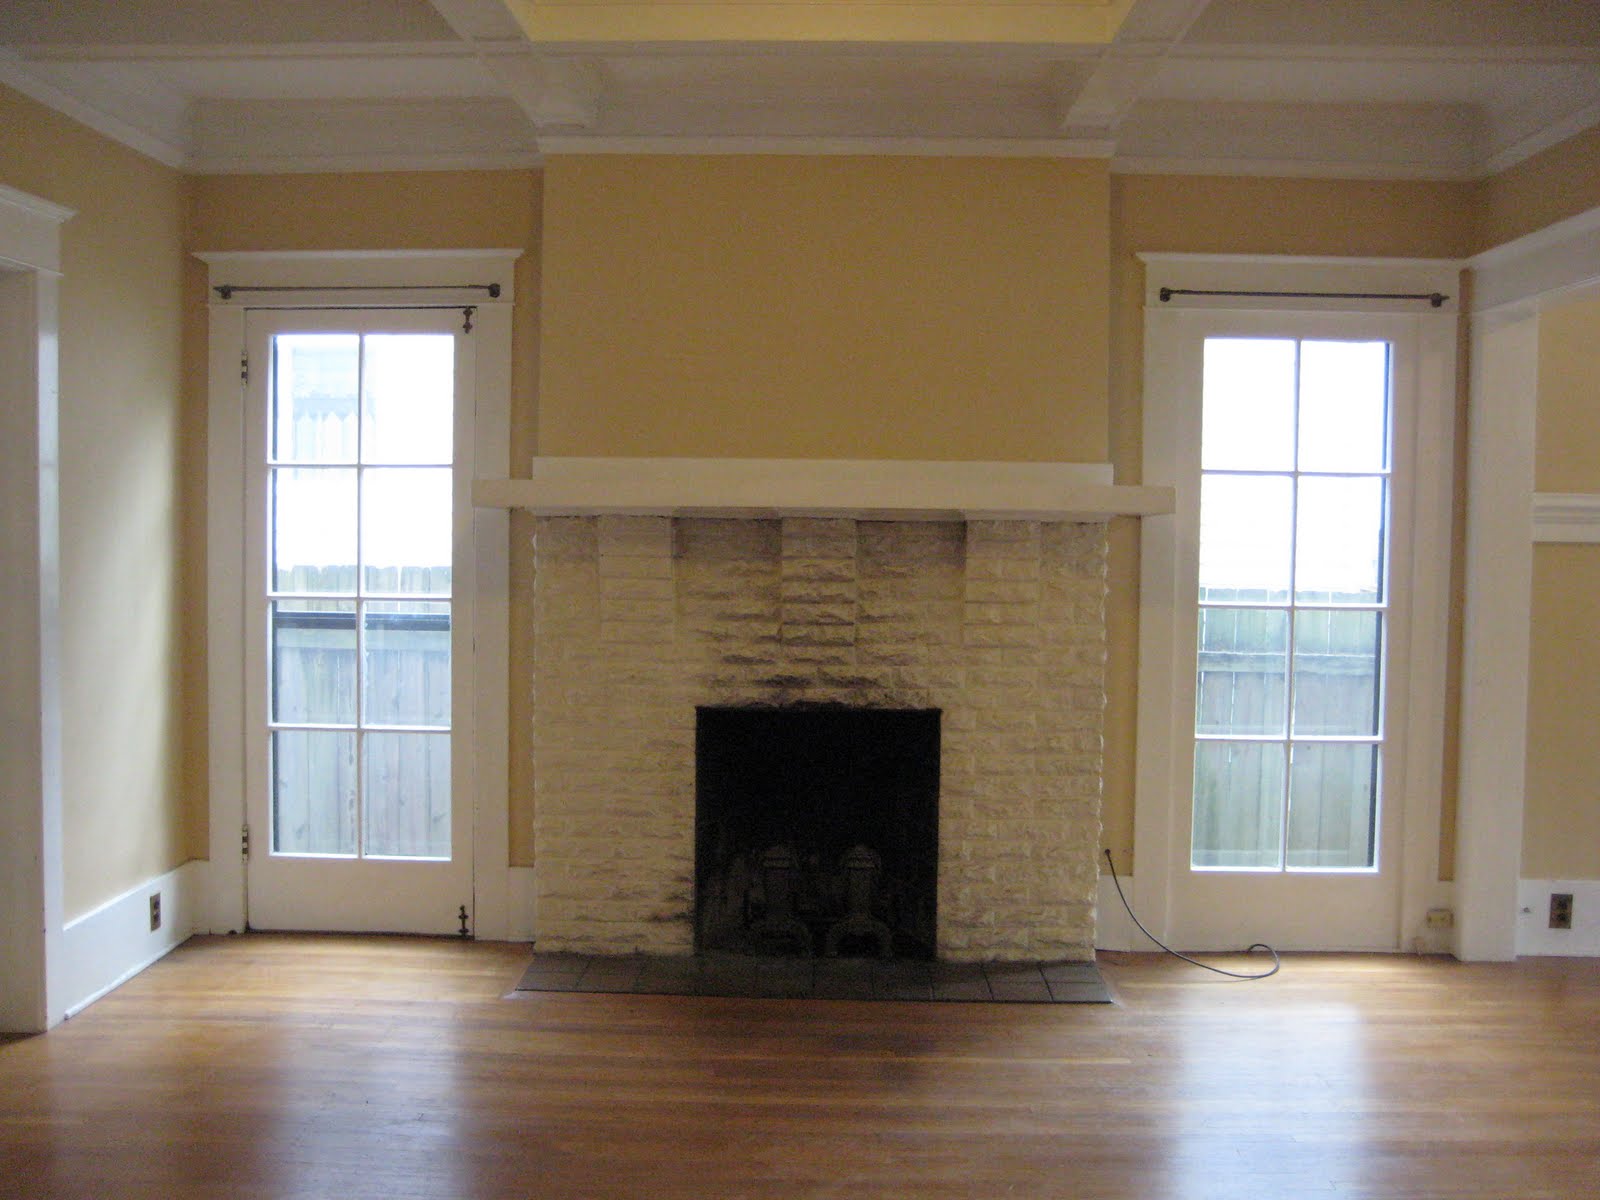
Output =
[
  {"x1": 695, "y1": 705, "x2": 940, "y2": 959},
  {"x1": 528, "y1": 513, "x2": 1108, "y2": 962}
]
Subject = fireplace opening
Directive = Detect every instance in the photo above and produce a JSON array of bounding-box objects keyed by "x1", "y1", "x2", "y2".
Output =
[{"x1": 694, "y1": 705, "x2": 940, "y2": 960}]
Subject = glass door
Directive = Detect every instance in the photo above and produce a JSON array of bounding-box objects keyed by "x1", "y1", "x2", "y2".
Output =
[{"x1": 244, "y1": 309, "x2": 472, "y2": 933}]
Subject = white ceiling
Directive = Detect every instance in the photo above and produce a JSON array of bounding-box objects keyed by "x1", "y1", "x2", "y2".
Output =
[{"x1": 2, "y1": 0, "x2": 1598, "y2": 177}]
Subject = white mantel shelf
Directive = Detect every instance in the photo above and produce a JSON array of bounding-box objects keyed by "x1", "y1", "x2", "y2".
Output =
[{"x1": 473, "y1": 458, "x2": 1175, "y2": 523}]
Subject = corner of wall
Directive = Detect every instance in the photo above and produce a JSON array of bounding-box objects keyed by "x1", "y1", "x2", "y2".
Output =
[{"x1": 59, "y1": 859, "x2": 206, "y2": 1019}]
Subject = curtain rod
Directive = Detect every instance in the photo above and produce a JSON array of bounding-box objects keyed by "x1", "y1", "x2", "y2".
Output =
[
  {"x1": 1159, "y1": 286, "x2": 1447, "y2": 308},
  {"x1": 213, "y1": 282, "x2": 500, "y2": 300}
]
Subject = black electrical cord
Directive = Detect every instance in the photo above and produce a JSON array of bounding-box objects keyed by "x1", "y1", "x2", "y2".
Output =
[{"x1": 1103, "y1": 848, "x2": 1281, "y2": 980}]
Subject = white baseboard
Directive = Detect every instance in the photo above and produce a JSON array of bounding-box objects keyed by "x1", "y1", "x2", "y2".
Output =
[
  {"x1": 1095, "y1": 872, "x2": 1148, "y2": 953},
  {"x1": 506, "y1": 866, "x2": 536, "y2": 942},
  {"x1": 60, "y1": 860, "x2": 204, "y2": 1018},
  {"x1": 1517, "y1": 879, "x2": 1600, "y2": 957}
]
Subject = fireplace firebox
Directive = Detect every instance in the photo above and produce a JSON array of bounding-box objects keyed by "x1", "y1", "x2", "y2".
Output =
[{"x1": 694, "y1": 705, "x2": 940, "y2": 960}]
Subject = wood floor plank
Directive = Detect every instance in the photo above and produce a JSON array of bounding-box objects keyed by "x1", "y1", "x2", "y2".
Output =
[{"x1": 1, "y1": 936, "x2": 1597, "y2": 1198}]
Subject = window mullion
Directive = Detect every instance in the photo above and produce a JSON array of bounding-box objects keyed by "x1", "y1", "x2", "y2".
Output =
[{"x1": 354, "y1": 333, "x2": 366, "y2": 862}]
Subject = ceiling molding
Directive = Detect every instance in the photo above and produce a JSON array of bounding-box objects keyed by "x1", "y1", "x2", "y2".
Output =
[
  {"x1": 537, "y1": 134, "x2": 1113, "y2": 158},
  {"x1": 2, "y1": 0, "x2": 1597, "y2": 177},
  {"x1": 0, "y1": 54, "x2": 188, "y2": 168}
]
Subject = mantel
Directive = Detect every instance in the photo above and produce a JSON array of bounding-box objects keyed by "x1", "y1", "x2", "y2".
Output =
[{"x1": 473, "y1": 457, "x2": 1174, "y2": 522}]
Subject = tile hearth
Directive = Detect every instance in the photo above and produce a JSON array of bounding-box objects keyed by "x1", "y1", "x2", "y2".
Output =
[{"x1": 513, "y1": 952, "x2": 1111, "y2": 1004}]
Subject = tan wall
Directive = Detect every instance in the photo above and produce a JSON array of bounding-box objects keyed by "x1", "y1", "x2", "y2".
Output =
[
  {"x1": 187, "y1": 168, "x2": 545, "y2": 864},
  {"x1": 1522, "y1": 291, "x2": 1600, "y2": 880},
  {"x1": 1533, "y1": 292, "x2": 1600, "y2": 494},
  {"x1": 1476, "y1": 124, "x2": 1600, "y2": 254},
  {"x1": 0, "y1": 86, "x2": 190, "y2": 919},
  {"x1": 537, "y1": 155, "x2": 1110, "y2": 463},
  {"x1": 1101, "y1": 173, "x2": 1475, "y2": 873}
]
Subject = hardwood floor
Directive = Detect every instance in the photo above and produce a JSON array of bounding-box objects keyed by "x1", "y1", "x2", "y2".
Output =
[{"x1": 2, "y1": 936, "x2": 1597, "y2": 1199}]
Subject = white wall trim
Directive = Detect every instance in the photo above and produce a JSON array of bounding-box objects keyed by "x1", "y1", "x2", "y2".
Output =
[
  {"x1": 0, "y1": 187, "x2": 71, "y2": 1033},
  {"x1": 1533, "y1": 493, "x2": 1600, "y2": 543},
  {"x1": 202, "y1": 249, "x2": 518, "y2": 939},
  {"x1": 1517, "y1": 880, "x2": 1600, "y2": 958},
  {"x1": 60, "y1": 861, "x2": 205, "y2": 1018},
  {"x1": 1470, "y1": 205, "x2": 1600, "y2": 317},
  {"x1": 476, "y1": 457, "x2": 1171, "y2": 523},
  {"x1": 1456, "y1": 206, "x2": 1600, "y2": 960},
  {"x1": 537, "y1": 135, "x2": 1113, "y2": 158}
]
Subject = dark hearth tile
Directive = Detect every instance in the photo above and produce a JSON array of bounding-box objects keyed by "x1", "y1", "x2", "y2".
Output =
[
  {"x1": 753, "y1": 959, "x2": 817, "y2": 999},
  {"x1": 634, "y1": 955, "x2": 705, "y2": 996},
  {"x1": 571, "y1": 956, "x2": 645, "y2": 993},
  {"x1": 930, "y1": 961, "x2": 992, "y2": 1002},
  {"x1": 514, "y1": 953, "x2": 590, "y2": 990},
  {"x1": 813, "y1": 958, "x2": 876, "y2": 1000},
  {"x1": 1039, "y1": 960, "x2": 1102, "y2": 985},
  {"x1": 873, "y1": 961, "x2": 934, "y2": 1001},
  {"x1": 1045, "y1": 980, "x2": 1113, "y2": 1004},
  {"x1": 982, "y1": 964, "x2": 1053, "y2": 1003}
]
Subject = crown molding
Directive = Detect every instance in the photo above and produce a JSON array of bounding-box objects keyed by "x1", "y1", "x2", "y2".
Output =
[
  {"x1": 536, "y1": 134, "x2": 1114, "y2": 158},
  {"x1": 0, "y1": 55, "x2": 187, "y2": 169}
]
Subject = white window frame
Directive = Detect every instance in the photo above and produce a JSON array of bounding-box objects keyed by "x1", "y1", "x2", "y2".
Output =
[
  {"x1": 1132, "y1": 254, "x2": 1459, "y2": 951},
  {"x1": 201, "y1": 249, "x2": 516, "y2": 939}
]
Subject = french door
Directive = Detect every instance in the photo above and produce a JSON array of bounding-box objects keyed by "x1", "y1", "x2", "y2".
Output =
[
  {"x1": 1140, "y1": 296, "x2": 1454, "y2": 952},
  {"x1": 242, "y1": 309, "x2": 473, "y2": 933}
]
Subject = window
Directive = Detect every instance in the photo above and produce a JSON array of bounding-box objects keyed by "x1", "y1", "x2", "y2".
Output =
[
  {"x1": 267, "y1": 331, "x2": 455, "y2": 859},
  {"x1": 1192, "y1": 338, "x2": 1390, "y2": 871}
]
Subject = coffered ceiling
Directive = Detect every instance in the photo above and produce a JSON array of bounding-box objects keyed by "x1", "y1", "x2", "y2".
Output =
[{"x1": 2, "y1": 0, "x2": 1598, "y2": 177}]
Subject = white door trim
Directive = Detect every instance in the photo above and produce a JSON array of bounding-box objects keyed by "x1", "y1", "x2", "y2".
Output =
[
  {"x1": 199, "y1": 249, "x2": 517, "y2": 939},
  {"x1": 1458, "y1": 209, "x2": 1600, "y2": 960},
  {"x1": 1132, "y1": 254, "x2": 1459, "y2": 952},
  {"x1": 0, "y1": 184, "x2": 72, "y2": 1031}
]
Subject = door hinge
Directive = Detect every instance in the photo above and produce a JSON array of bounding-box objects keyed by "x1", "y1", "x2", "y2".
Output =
[
  {"x1": 240, "y1": 352, "x2": 249, "y2": 384},
  {"x1": 241, "y1": 823, "x2": 251, "y2": 859}
]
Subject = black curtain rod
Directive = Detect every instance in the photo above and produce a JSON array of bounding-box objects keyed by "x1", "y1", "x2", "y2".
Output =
[
  {"x1": 1159, "y1": 286, "x2": 1447, "y2": 308},
  {"x1": 213, "y1": 282, "x2": 500, "y2": 300}
]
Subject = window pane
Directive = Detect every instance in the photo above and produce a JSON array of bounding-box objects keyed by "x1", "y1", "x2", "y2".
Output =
[
  {"x1": 1192, "y1": 741, "x2": 1285, "y2": 869},
  {"x1": 1201, "y1": 338, "x2": 1296, "y2": 471},
  {"x1": 364, "y1": 731, "x2": 450, "y2": 858},
  {"x1": 1295, "y1": 476, "x2": 1386, "y2": 604},
  {"x1": 272, "y1": 334, "x2": 358, "y2": 464},
  {"x1": 362, "y1": 335, "x2": 454, "y2": 465},
  {"x1": 1298, "y1": 341, "x2": 1389, "y2": 473},
  {"x1": 1199, "y1": 473, "x2": 1293, "y2": 604},
  {"x1": 272, "y1": 730, "x2": 356, "y2": 855},
  {"x1": 272, "y1": 467, "x2": 357, "y2": 594},
  {"x1": 1197, "y1": 608, "x2": 1288, "y2": 736},
  {"x1": 1293, "y1": 610, "x2": 1382, "y2": 737},
  {"x1": 361, "y1": 467, "x2": 452, "y2": 595},
  {"x1": 271, "y1": 600, "x2": 356, "y2": 725},
  {"x1": 1287, "y1": 743, "x2": 1377, "y2": 869},
  {"x1": 363, "y1": 602, "x2": 451, "y2": 728}
]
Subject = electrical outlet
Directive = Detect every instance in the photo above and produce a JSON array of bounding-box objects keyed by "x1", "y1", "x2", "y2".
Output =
[
  {"x1": 1549, "y1": 892, "x2": 1573, "y2": 930},
  {"x1": 149, "y1": 892, "x2": 162, "y2": 932},
  {"x1": 1426, "y1": 907, "x2": 1454, "y2": 929}
]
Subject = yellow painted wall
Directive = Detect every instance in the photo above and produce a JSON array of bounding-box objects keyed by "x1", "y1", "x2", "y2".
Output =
[
  {"x1": 1104, "y1": 173, "x2": 1475, "y2": 874},
  {"x1": 1522, "y1": 292, "x2": 1600, "y2": 880},
  {"x1": 187, "y1": 168, "x2": 545, "y2": 864},
  {"x1": 537, "y1": 155, "x2": 1110, "y2": 463},
  {"x1": 1476, "y1": 124, "x2": 1600, "y2": 253},
  {"x1": 0, "y1": 85, "x2": 191, "y2": 919}
]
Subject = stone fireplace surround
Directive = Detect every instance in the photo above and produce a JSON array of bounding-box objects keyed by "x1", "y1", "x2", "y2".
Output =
[{"x1": 528, "y1": 511, "x2": 1111, "y2": 962}]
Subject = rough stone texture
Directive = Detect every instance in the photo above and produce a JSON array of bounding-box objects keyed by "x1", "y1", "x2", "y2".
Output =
[{"x1": 530, "y1": 515, "x2": 1109, "y2": 961}]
